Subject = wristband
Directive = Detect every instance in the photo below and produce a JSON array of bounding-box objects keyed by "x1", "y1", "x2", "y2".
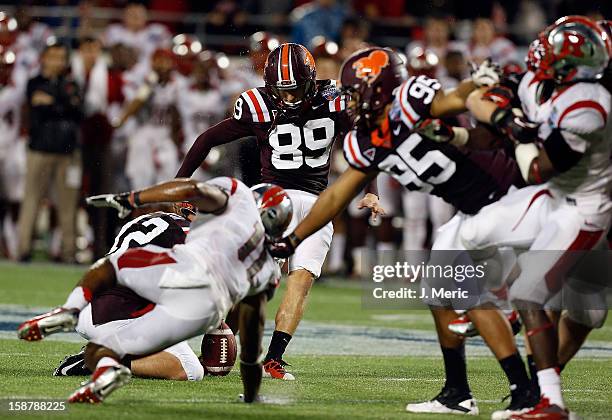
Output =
[{"x1": 130, "y1": 191, "x2": 142, "y2": 207}]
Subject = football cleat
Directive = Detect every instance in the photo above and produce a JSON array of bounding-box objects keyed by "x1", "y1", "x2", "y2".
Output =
[
  {"x1": 508, "y1": 397, "x2": 569, "y2": 420},
  {"x1": 68, "y1": 364, "x2": 131, "y2": 403},
  {"x1": 263, "y1": 358, "x2": 295, "y2": 381},
  {"x1": 17, "y1": 308, "x2": 79, "y2": 341},
  {"x1": 491, "y1": 385, "x2": 540, "y2": 419},
  {"x1": 406, "y1": 386, "x2": 479, "y2": 415},
  {"x1": 54, "y1": 347, "x2": 91, "y2": 377},
  {"x1": 448, "y1": 311, "x2": 522, "y2": 338}
]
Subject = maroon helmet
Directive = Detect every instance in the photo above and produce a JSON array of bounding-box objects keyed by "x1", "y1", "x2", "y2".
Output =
[
  {"x1": 340, "y1": 47, "x2": 407, "y2": 130},
  {"x1": 264, "y1": 43, "x2": 317, "y2": 111}
]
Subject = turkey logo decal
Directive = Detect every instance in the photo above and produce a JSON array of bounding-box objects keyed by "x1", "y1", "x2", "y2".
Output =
[{"x1": 352, "y1": 50, "x2": 390, "y2": 86}]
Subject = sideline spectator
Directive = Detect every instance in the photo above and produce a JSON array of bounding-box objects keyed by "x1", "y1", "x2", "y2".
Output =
[
  {"x1": 291, "y1": 0, "x2": 347, "y2": 47},
  {"x1": 468, "y1": 17, "x2": 518, "y2": 65},
  {"x1": 17, "y1": 43, "x2": 83, "y2": 263}
]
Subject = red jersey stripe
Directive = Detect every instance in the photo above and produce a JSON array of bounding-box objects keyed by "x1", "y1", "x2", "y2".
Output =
[
  {"x1": 117, "y1": 249, "x2": 177, "y2": 270},
  {"x1": 558, "y1": 100, "x2": 607, "y2": 126},
  {"x1": 246, "y1": 90, "x2": 265, "y2": 123}
]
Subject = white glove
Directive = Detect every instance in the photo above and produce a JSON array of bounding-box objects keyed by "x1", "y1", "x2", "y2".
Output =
[
  {"x1": 470, "y1": 58, "x2": 501, "y2": 87},
  {"x1": 86, "y1": 193, "x2": 134, "y2": 219}
]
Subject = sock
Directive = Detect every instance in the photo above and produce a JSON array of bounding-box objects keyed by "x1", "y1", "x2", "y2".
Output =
[
  {"x1": 527, "y1": 355, "x2": 540, "y2": 393},
  {"x1": 499, "y1": 352, "x2": 531, "y2": 391},
  {"x1": 63, "y1": 286, "x2": 92, "y2": 311},
  {"x1": 96, "y1": 356, "x2": 119, "y2": 370},
  {"x1": 441, "y1": 346, "x2": 470, "y2": 393},
  {"x1": 537, "y1": 368, "x2": 564, "y2": 408},
  {"x1": 558, "y1": 362, "x2": 566, "y2": 372},
  {"x1": 266, "y1": 331, "x2": 292, "y2": 361}
]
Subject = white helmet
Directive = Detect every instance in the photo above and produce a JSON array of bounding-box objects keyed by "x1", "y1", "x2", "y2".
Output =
[{"x1": 250, "y1": 183, "x2": 293, "y2": 240}]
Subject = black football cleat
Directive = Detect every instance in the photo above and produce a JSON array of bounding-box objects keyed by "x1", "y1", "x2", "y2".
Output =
[
  {"x1": 491, "y1": 385, "x2": 540, "y2": 419},
  {"x1": 54, "y1": 347, "x2": 92, "y2": 377}
]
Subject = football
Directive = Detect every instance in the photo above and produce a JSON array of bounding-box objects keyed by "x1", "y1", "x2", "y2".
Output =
[{"x1": 199, "y1": 321, "x2": 237, "y2": 376}]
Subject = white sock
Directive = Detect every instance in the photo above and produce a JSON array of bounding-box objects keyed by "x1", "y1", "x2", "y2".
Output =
[
  {"x1": 96, "y1": 357, "x2": 119, "y2": 370},
  {"x1": 63, "y1": 286, "x2": 90, "y2": 311},
  {"x1": 537, "y1": 368, "x2": 564, "y2": 408}
]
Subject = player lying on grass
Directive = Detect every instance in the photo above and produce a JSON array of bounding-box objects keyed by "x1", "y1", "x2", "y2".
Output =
[
  {"x1": 18, "y1": 177, "x2": 292, "y2": 403},
  {"x1": 51, "y1": 206, "x2": 206, "y2": 381},
  {"x1": 268, "y1": 47, "x2": 540, "y2": 417}
]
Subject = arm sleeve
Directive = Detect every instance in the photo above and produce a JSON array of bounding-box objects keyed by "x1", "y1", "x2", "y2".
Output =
[
  {"x1": 175, "y1": 117, "x2": 253, "y2": 177},
  {"x1": 342, "y1": 131, "x2": 374, "y2": 173}
]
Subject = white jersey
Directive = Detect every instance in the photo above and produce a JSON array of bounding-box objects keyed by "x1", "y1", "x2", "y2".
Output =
[
  {"x1": 177, "y1": 84, "x2": 224, "y2": 153},
  {"x1": 184, "y1": 177, "x2": 280, "y2": 308},
  {"x1": 518, "y1": 71, "x2": 612, "y2": 198},
  {"x1": 0, "y1": 84, "x2": 24, "y2": 153},
  {"x1": 103, "y1": 23, "x2": 171, "y2": 59}
]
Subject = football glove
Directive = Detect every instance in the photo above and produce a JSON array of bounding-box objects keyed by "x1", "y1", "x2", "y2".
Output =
[
  {"x1": 470, "y1": 58, "x2": 501, "y2": 87},
  {"x1": 481, "y1": 85, "x2": 514, "y2": 110},
  {"x1": 491, "y1": 107, "x2": 540, "y2": 144},
  {"x1": 415, "y1": 118, "x2": 455, "y2": 143},
  {"x1": 86, "y1": 193, "x2": 134, "y2": 219},
  {"x1": 266, "y1": 232, "x2": 302, "y2": 259}
]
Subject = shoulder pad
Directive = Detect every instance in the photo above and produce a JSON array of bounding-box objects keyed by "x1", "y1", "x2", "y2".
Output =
[{"x1": 233, "y1": 88, "x2": 272, "y2": 123}]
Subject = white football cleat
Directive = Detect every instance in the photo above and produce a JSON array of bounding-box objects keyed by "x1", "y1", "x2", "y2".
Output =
[
  {"x1": 17, "y1": 308, "x2": 79, "y2": 341},
  {"x1": 68, "y1": 364, "x2": 131, "y2": 403},
  {"x1": 406, "y1": 387, "x2": 479, "y2": 415}
]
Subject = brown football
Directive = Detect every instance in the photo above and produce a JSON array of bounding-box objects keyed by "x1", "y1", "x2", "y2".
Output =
[{"x1": 200, "y1": 321, "x2": 237, "y2": 376}]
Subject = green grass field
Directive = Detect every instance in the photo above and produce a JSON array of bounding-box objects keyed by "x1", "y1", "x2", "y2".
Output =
[{"x1": 1, "y1": 262, "x2": 611, "y2": 419}]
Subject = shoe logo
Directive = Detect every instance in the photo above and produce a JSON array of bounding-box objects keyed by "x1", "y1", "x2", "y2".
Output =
[
  {"x1": 393, "y1": 125, "x2": 401, "y2": 136},
  {"x1": 60, "y1": 359, "x2": 83, "y2": 376},
  {"x1": 364, "y1": 148, "x2": 376, "y2": 161}
]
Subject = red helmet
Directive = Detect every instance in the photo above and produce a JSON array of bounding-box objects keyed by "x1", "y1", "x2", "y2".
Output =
[
  {"x1": 535, "y1": 15, "x2": 610, "y2": 83},
  {"x1": 407, "y1": 47, "x2": 438, "y2": 78},
  {"x1": 0, "y1": 12, "x2": 18, "y2": 47},
  {"x1": 264, "y1": 43, "x2": 317, "y2": 111},
  {"x1": 172, "y1": 34, "x2": 203, "y2": 76},
  {"x1": 250, "y1": 31, "x2": 280, "y2": 71},
  {"x1": 0, "y1": 46, "x2": 15, "y2": 86},
  {"x1": 340, "y1": 47, "x2": 407, "y2": 130},
  {"x1": 310, "y1": 36, "x2": 339, "y2": 60}
]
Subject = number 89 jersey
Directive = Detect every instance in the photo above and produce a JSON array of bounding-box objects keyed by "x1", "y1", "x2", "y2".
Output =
[
  {"x1": 232, "y1": 80, "x2": 351, "y2": 195},
  {"x1": 344, "y1": 76, "x2": 522, "y2": 215}
]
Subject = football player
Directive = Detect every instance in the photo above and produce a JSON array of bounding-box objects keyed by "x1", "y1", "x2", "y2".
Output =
[
  {"x1": 268, "y1": 47, "x2": 540, "y2": 416},
  {"x1": 455, "y1": 16, "x2": 611, "y2": 419},
  {"x1": 18, "y1": 178, "x2": 291, "y2": 404},
  {"x1": 52, "y1": 205, "x2": 207, "y2": 382},
  {"x1": 175, "y1": 42, "x2": 381, "y2": 380}
]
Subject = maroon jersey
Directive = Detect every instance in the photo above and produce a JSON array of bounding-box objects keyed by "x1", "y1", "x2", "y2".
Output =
[
  {"x1": 344, "y1": 76, "x2": 524, "y2": 215},
  {"x1": 91, "y1": 212, "x2": 190, "y2": 325},
  {"x1": 232, "y1": 80, "x2": 352, "y2": 194}
]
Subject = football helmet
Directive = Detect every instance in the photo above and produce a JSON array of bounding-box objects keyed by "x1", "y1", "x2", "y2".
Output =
[
  {"x1": 250, "y1": 183, "x2": 293, "y2": 240},
  {"x1": 407, "y1": 47, "x2": 438, "y2": 78},
  {"x1": 264, "y1": 43, "x2": 317, "y2": 111},
  {"x1": 535, "y1": 15, "x2": 610, "y2": 83},
  {"x1": 0, "y1": 12, "x2": 17, "y2": 48},
  {"x1": 172, "y1": 34, "x2": 203, "y2": 76},
  {"x1": 339, "y1": 47, "x2": 407, "y2": 130}
]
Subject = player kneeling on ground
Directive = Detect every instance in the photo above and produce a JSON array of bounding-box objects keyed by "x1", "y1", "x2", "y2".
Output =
[
  {"x1": 51, "y1": 206, "x2": 206, "y2": 381},
  {"x1": 18, "y1": 177, "x2": 292, "y2": 404}
]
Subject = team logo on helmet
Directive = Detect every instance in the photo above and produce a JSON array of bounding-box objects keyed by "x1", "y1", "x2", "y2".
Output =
[{"x1": 352, "y1": 50, "x2": 390, "y2": 86}]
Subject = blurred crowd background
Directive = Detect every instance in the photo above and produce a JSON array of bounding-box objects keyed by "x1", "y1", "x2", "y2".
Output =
[{"x1": 0, "y1": 0, "x2": 609, "y2": 275}]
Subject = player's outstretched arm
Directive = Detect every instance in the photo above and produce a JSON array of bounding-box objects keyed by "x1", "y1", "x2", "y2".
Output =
[
  {"x1": 268, "y1": 168, "x2": 378, "y2": 258},
  {"x1": 176, "y1": 118, "x2": 253, "y2": 178},
  {"x1": 87, "y1": 179, "x2": 228, "y2": 218},
  {"x1": 238, "y1": 292, "x2": 267, "y2": 403}
]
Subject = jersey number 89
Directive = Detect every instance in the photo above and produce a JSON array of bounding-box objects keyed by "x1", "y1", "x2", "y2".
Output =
[{"x1": 269, "y1": 117, "x2": 335, "y2": 170}]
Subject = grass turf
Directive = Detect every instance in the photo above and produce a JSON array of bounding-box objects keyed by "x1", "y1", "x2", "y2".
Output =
[{"x1": 0, "y1": 262, "x2": 611, "y2": 419}]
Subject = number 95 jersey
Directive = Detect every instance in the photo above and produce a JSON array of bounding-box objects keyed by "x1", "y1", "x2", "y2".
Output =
[{"x1": 233, "y1": 80, "x2": 352, "y2": 195}]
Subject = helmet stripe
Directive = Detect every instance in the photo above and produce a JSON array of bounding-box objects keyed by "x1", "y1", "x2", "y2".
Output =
[
  {"x1": 288, "y1": 47, "x2": 295, "y2": 81},
  {"x1": 281, "y1": 44, "x2": 290, "y2": 81}
]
